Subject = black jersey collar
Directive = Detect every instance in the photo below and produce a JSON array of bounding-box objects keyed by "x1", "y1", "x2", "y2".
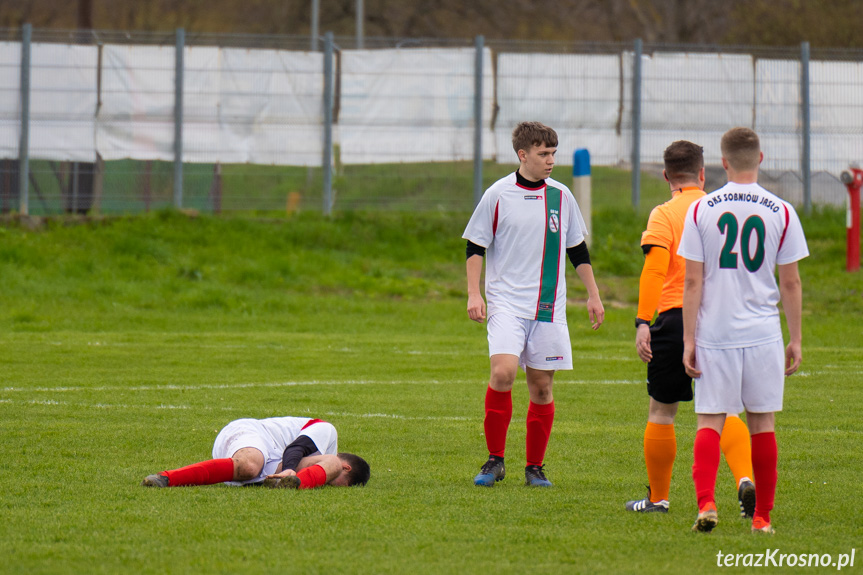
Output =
[{"x1": 516, "y1": 170, "x2": 545, "y2": 190}]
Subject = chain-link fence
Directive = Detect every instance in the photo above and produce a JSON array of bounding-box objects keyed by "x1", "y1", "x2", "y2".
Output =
[{"x1": 1, "y1": 27, "x2": 861, "y2": 215}]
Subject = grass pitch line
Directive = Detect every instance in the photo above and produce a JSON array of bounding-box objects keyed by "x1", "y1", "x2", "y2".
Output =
[
  {"x1": 2, "y1": 378, "x2": 641, "y2": 394},
  {"x1": 0, "y1": 396, "x2": 469, "y2": 421}
]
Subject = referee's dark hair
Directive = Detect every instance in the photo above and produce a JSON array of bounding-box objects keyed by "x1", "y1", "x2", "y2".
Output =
[{"x1": 663, "y1": 140, "x2": 704, "y2": 184}]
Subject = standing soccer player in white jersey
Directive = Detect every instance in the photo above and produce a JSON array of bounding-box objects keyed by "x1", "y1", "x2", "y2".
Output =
[
  {"x1": 678, "y1": 127, "x2": 808, "y2": 534},
  {"x1": 141, "y1": 416, "x2": 370, "y2": 489},
  {"x1": 463, "y1": 121, "x2": 604, "y2": 488}
]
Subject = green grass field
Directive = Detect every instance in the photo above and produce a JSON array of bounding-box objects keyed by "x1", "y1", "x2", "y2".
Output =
[{"x1": 1, "y1": 189, "x2": 861, "y2": 573}]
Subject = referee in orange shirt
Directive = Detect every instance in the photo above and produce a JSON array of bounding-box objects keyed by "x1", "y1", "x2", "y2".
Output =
[{"x1": 625, "y1": 140, "x2": 755, "y2": 517}]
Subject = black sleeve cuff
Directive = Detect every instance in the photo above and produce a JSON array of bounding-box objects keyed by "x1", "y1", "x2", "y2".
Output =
[
  {"x1": 466, "y1": 240, "x2": 486, "y2": 260},
  {"x1": 635, "y1": 318, "x2": 651, "y2": 328},
  {"x1": 567, "y1": 242, "x2": 591, "y2": 269}
]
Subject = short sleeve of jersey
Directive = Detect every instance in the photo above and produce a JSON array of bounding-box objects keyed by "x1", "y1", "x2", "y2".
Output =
[
  {"x1": 462, "y1": 186, "x2": 498, "y2": 248},
  {"x1": 641, "y1": 206, "x2": 672, "y2": 249},
  {"x1": 677, "y1": 200, "x2": 704, "y2": 262},
  {"x1": 299, "y1": 421, "x2": 339, "y2": 455},
  {"x1": 563, "y1": 185, "x2": 587, "y2": 248},
  {"x1": 777, "y1": 203, "x2": 810, "y2": 265}
]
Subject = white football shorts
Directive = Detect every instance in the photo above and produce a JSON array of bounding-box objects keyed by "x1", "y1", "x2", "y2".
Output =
[
  {"x1": 211, "y1": 419, "x2": 276, "y2": 484},
  {"x1": 487, "y1": 313, "x2": 572, "y2": 371},
  {"x1": 693, "y1": 339, "x2": 785, "y2": 414}
]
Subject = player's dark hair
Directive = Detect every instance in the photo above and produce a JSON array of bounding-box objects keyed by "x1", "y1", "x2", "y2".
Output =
[
  {"x1": 721, "y1": 127, "x2": 761, "y2": 171},
  {"x1": 339, "y1": 452, "x2": 371, "y2": 486},
  {"x1": 663, "y1": 140, "x2": 703, "y2": 185},
  {"x1": 512, "y1": 121, "x2": 558, "y2": 154}
]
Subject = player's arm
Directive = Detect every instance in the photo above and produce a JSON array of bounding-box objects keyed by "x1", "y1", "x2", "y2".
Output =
[
  {"x1": 778, "y1": 261, "x2": 803, "y2": 375},
  {"x1": 635, "y1": 246, "x2": 670, "y2": 362},
  {"x1": 466, "y1": 241, "x2": 486, "y2": 323},
  {"x1": 295, "y1": 453, "x2": 345, "y2": 483},
  {"x1": 681, "y1": 258, "x2": 703, "y2": 378},
  {"x1": 568, "y1": 242, "x2": 604, "y2": 330},
  {"x1": 268, "y1": 435, "x2": 319, "y2": 478}
]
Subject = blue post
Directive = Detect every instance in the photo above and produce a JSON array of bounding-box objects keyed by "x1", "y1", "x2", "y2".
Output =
[{"x1": 573, "y1": 149, "x2": 592, "y2": 243}]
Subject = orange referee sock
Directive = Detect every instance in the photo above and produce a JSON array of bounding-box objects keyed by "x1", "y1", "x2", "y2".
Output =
[
  {"x1": 720, "y1": 414, "x2": 754, "y2": 487},
  {"x1": 644, "y1": 422, "x2": 676, "y2": 502}
]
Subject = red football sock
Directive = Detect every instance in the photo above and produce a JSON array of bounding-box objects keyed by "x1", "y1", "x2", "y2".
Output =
[
  {"x1": 751, "y1": 431, "x2": 778, "y2": 523},
  {"x1": 484, "y1": 386, "x2": 512, "y2": 458},
  {"x1": 692, "y1": 427, "x2": 721, "y2": 509},
  {"x1": 525, "y1": 400, "x2": 555, "y2": 467},
  {"x1": 163, "y1": 458, "x2": 235, "y2": 486},
  {"x1": 296, "y1": 464, "x2": 328, "y2": 489}
]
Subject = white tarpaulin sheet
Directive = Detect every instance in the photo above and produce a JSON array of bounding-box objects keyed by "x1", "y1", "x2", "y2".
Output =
[
  {"x1": 496, "y1": 53, "x2": 621, "y2": 166},
  {"x1": 97, "y1": 44, "x2": 323, "y2": 166},
  {"x1": 96, "y1": 44, "x2": 176, "y2": 161},
  {"x1": 0, "y1": 41, "x2": 21, "y2": 160},
  {"x1": 755, "y1": 59, "x2": 800, "y2": 171},
  {"x1": 809, "y1": 60, "x2": 863, "y2": 174},
  {"x1": 638, "y1": 52, "x2": 753, "y2": 165},
  {"x1": 0, "y1": 42, "x2": 98, "y2": 162},
  {"x1": 339, "y1": 47, "x2": 495, "y2": 164}
]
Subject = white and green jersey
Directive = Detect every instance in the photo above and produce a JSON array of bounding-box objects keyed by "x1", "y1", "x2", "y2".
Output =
[
  {"x1": 463, "y1": 172, "x2": 587, "y2": 324},
  {"x1": 678, "y1": 182, "x2": 809, "y2": 349}
]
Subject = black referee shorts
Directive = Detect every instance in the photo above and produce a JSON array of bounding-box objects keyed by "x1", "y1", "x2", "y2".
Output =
[{"x1": 645, "y1": 308, "x2": 693, "y2": 404}]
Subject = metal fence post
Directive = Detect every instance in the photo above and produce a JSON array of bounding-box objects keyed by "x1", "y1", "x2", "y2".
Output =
[
  {"x1": 173, "y1": 28, "x2": 185, "y2": 209},
  {"x1": 801, "y1": 41, "x2": 812, "y2": 215},
  {"x1": 631, "y1": 38, "x2": 643, "y2": 212},
  {"x1": 18, "y1": 23, "x2": 31, "y2": 216},
  {"x1": 323, "y1": 31, "x2": 334, "y2": 215},
  {"x1": 473, "y1": 35, "x2": 484, "y2": 207},
  {"x1": 356, "y1": 0, "x2": 364, "y2": 49},
  {"x1": 311, "y1": 0, "x2": 319, "y2": 50}
]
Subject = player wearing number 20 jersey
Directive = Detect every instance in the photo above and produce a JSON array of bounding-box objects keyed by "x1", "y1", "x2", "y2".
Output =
[{"x1": 678, "y1": 181, "x2": 809, "y2": 349}]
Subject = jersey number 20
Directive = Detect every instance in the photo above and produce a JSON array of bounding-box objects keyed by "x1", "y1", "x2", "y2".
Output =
[{"x1": 718, "y1": 212, "x2": 765, "y2": 272}]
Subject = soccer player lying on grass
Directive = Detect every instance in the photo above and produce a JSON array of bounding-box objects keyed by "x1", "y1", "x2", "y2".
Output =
[{"x1": 142, "y1": 416, "x2": 370, "y2": 489}]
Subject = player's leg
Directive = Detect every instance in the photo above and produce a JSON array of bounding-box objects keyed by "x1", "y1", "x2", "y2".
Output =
[
  {"x1": 142, "y1": 419, "x2": 271, "y2": 488},
  {"x1": 692, "y1": 413, "x2": 725, "y2": 531},
  {"x1": 720, "y1": 413, "x2": 755, "y2": 517},
  {"x1": 521, "y1": 320, "x2": 570, "y2": 487},
  {"x1": 474, "y1": 314, "x2": 526, "y2": 486},
  {"x1": 691, "y1": 346, "x2": 744, "y2": 532},
  {"x1": 626, "y1": 398, "x2": 678, "y2": 512},
  {"x1": 486, "y1": 352, "x2": 518, "y2": 457},
  {"x1": 142, "y1": 456, "x2": 241, "y2": 488},
  {"x1": 627, "y1": 309, "x2": 688, "y2": 512},
  {"x1": 524, "y1": 366, "x2": 554, "y2": 487},
  {"x1": 745, "y1": 411, "x2": 776, "y2": 533},
  {"x1": 742, "y1": 339, "x2": 784, "y2": 533}
]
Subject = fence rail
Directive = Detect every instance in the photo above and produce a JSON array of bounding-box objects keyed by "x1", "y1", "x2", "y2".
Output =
[{"x1": 1, "y1": 26, "x2": 861, "y2": 215}]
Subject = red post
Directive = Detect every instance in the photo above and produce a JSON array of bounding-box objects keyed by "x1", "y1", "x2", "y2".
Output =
[{"x1": 840, "y1": 166, "x2": 862, "y2": 272}]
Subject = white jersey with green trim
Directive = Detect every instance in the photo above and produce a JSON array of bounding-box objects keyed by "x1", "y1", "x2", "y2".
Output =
[
  {"x1": 677, "y1": 181, "x2": 809, "y2": 349},
  {"x1": 463, "y1": 172, "x2": 587, "y2": 324}
]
